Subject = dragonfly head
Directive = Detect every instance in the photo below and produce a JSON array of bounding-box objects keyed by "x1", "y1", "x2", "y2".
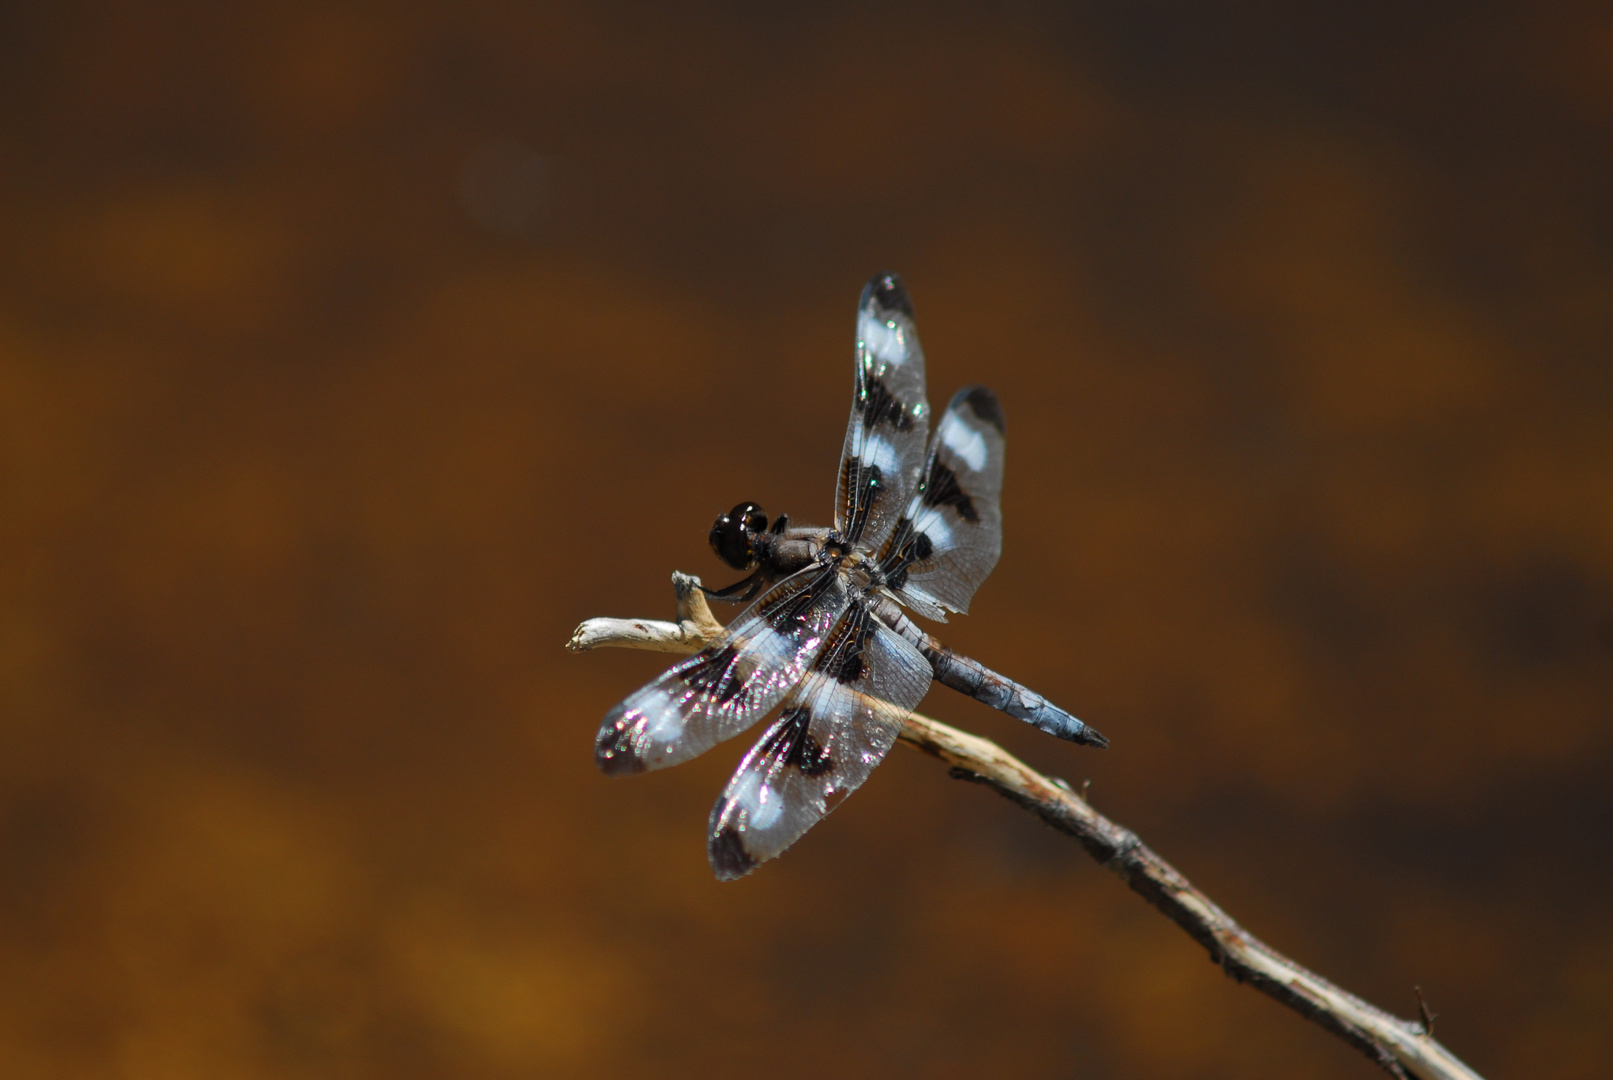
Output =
[{"x1": 710, "y1": 502, "x2": 769, "y2": 571}]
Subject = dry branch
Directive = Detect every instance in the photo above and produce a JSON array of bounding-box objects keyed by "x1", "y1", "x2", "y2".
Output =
[{"x1": 568, "y1": 573, "x2": 1485, "y2": 1080}]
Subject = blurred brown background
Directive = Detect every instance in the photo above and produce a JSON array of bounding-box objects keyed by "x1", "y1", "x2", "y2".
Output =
[{"x1": 2, "y1": 2, "x2": 1610, "y2": 1077}]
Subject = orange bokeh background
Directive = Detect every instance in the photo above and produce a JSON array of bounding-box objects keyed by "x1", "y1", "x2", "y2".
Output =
[{"x1": 2, "y1": 4, "x2": 1610, "y2": 1078}]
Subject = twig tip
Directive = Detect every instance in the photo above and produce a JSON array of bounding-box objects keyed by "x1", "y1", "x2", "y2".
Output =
[{"x1": 1414, "y1": 985, "x2": 1437, "y2": 1036}]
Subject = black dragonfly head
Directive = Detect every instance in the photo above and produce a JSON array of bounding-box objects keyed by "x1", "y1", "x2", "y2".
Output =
[{"x1": 709, "y1": 502, "x2": 768, "y2": 570}]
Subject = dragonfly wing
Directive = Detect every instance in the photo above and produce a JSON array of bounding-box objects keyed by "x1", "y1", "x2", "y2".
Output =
[
  {"x1": 834, "y1": 273, "x2": 932, "y2": 553},
  {"x1": 595, "y1": 567, "x2": 848, "y2": 774},
  {"x1": 707, "y1": 597, "x2": 932, "y2": 879},
  {"x1": 878, "y1": 385, "x2": 1005, "y2": 619}
]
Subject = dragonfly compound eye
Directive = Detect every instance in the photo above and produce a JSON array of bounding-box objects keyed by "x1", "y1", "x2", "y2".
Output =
[{"x1": 710, "y1": 502, "x2": 765, "y2": 570}]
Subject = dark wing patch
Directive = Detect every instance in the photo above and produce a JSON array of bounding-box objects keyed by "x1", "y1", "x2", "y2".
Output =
[
  {"x1": 834, "y1": 272, "x2": 931, "y2": 552},
  {"x1": 960, "y1": 385, "x2": 1004, "y2": 433},
  {"x1": 595, "y1": 567, "x2": 848, "y2": 775},
  {"x1": 868, "y1": 272, "x2": 914, "y2": 317},
  {"x1": 762, "y1": 706, "x2": 835, "y2": 776},
  {"x1": 920, "y1": 459, "x2": 979, "y2": 522},
  {"x1": 708, "y1": 827, "x2": 756, "y2": 879},
  {"x1": 707, "y1": 600, "x2": 933, "y2": 879},
  {"x1": 859, "y1": 377, "x2": 915, "y2": 433},
  {"x1": 877, "y1": 516, "x2": 933, "y2": 594},
  {"x1": 813, "y1": 598, "x2": 880, "y2": 684},
  {"x1": 675, "y1": 644, "x2": 747, "y2": 704},
  {"x1": 878, "y1": 384, "x2": 1006, "y2": 620}
]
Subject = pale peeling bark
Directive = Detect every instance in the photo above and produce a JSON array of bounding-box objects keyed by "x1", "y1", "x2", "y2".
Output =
[
  {"x1": 566, "y1": 573, "x2": 725, "y2": 654},
  {"x1": 568, "y1": 573, "x2": 1485, "y2": 1080}
]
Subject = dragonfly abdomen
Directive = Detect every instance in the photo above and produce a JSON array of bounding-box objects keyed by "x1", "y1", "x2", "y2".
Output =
[{"x1": 868, "y1": 596, "x2": 1108, "y2": 748}]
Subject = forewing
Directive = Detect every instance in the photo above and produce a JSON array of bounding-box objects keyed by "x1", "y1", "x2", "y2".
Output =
[
  {"x1": 707, "y1": 599, "x2": 932, "y2": 879},
  {"x1": 878, "y1": 385, "x2": 1006, "y2": 619},
  {"x1": 834, "y1": 273, "x2": 931, "y2": 553},
  {"x1": 595, "y1": 567, "x2": 848, "y2": 775}
]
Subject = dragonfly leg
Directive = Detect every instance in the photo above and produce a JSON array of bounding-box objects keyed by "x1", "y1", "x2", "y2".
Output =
[{"x1": 699, "y1": 571, "x2": 765, "y2": 604}]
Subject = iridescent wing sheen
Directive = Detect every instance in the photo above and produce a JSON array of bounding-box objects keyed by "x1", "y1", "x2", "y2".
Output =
[
  {"x1": 877, "y1": 385, "x2": 1006, "y2": 621},
  {"x1": 706, "y1": 597, "x2": 933, "y2": 879},
  {"x1": 595, "y1": 567, "x2": 848, "y2": 775},
  {"x1": 834, "y1": 272, "x2": 931, "y2": 554}
]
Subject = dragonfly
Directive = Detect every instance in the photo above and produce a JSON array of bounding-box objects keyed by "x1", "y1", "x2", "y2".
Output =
[{"x1": 595, "y1": 272, "x2": 1106, "y2": 879}]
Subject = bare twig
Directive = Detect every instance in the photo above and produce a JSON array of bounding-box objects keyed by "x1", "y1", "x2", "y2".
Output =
[
  {"x1": 569, "y1": 574, "x2": 1485, "y2": 1080},
  {"x1": 566, "y1": 572, "x2": 724, "y2": 654}
]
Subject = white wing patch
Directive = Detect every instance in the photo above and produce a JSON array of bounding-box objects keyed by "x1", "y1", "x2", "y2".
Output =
[
  {"x1": 861, "y1": 433, "x2": 900, "y2": 474},
  {"x1": 939, "y1": 413, "x2": 988, "y2": 471},
  {"x1": 912, "y1": 506, "x2": 953, "y2": 549},
  {"x1": 858, "y1": 311, "x2": 906, "y2": 369},
  {"x1": 639, "y1": 689, "x2": 684, "y2": 742},
  {"x1": 730, "y1": 770, "x2": 784, "y2": 830}
]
